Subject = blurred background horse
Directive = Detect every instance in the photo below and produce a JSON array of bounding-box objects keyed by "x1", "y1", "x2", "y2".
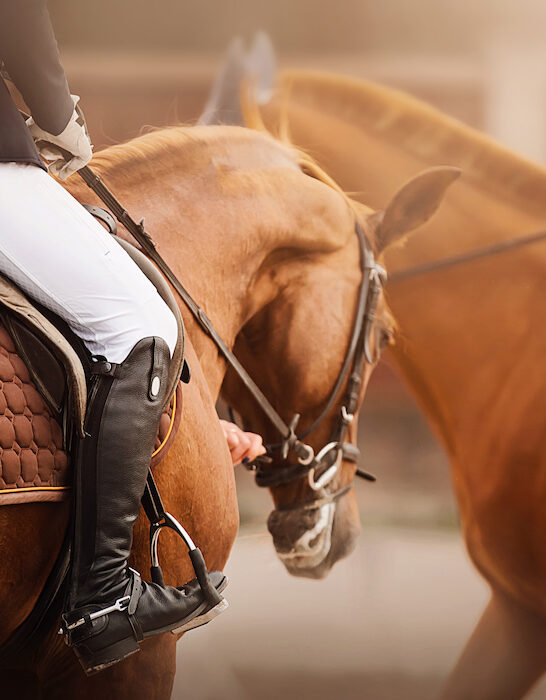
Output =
[{"x1": 201, "y1": 42, "x2": 546, "y2": 698}]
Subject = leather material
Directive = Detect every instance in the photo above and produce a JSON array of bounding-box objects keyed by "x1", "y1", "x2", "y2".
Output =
[
  {"x1": 63, "y1": 572, "x2": 227, "y2": 674},
  {"x1": 5, "y1": 314, "x2": 67, "y2": 417},
  {"x1": 65, "y1": 572, "x2": 226, "y2": 647},
  {"x1": 70, "y1": 337, "x2": 172, "y2": 607},
  {"x1": 0, "y1": 271, "x2": 88, "y2": 435},
  {"x1": 65, "y1": 338, "x2": 227, "y2": 672}
]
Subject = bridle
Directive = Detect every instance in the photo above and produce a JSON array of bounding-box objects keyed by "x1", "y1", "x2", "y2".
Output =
[
  {"x1": 247, "y1": 219, "x2": 386, "y2": 501},
  {"x1": 76, "y1": 165, "x2": 388, "y2": 513},
  {"x1": 77, "y1": 163, "x2": 546, "y2": 516}
]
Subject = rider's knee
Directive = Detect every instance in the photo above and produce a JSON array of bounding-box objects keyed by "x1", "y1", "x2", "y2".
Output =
[{"x1": 154, "y1": 301, "x2": 179, "y2": 358}]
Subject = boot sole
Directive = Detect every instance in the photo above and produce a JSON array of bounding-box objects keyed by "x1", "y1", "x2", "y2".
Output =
[
  {"x1": 170, "y1": 597, "x2": 229, "y2": 634},
  {"x1": 78, "y1": 576, "x2": 228, "y2": 675}
]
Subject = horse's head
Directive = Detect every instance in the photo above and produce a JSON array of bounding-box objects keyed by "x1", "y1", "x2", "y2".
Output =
[{"x1": 223, "y1": 165, "x2": 460, "y2": 578}]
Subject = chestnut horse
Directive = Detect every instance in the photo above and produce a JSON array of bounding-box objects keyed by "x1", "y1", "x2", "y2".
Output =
[
  {"x1": 229, "y1": 68, "x2": 546, "y2": 699},
  {"x1": 0, "y1": 124, "x2": 451, "y2": 699}
]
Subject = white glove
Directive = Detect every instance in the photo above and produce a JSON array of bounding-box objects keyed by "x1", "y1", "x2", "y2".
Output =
[{"x1": 27, "y1": 95, "x2": 93, "y2": 180}]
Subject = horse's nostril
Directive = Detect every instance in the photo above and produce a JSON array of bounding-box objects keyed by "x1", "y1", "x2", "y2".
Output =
[
  {"x1": 307, "y1": 532, "x2": 322, "y2": 549},
  {"x1": 267, "y1": 508, "x2": 319, "y2": 550}
]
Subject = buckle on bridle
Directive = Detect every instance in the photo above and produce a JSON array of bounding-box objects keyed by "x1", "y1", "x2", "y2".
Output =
[
  {"x1": 307, "y1": 441, "x2": 342, "y2": 491},
  {"x1": 280, "y1": 414, "x2": 315, "y2": 466},
  {"x1": 281, "y1": 414, "x2": 300, "y2": 460},
  {"x1": 296, "y1": 443, "x2": 315, "y2": 466},
  {"x1": 341, "y1": 406, "x2": 354, "y2": 424}
]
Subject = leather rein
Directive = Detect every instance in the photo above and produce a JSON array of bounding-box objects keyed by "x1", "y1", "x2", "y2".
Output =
[{"x1": 77, "y1": 166, "x2": 387, "y2": 511}]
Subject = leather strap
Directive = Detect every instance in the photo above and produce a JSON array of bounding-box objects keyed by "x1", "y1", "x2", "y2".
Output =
[
  {"x1": 126, "y1": 570, "x2": 144, "y2": 642},
  {"x1": 389, "y1": 227, "x2": 546, "y2": 283}
]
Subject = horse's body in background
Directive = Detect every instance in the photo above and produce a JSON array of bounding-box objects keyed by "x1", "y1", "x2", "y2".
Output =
[
  {"x1": 248, "y1": 70, "x2": 546, "y2": 699},
  {"x1": 0, "y1": 122, "x2": 431, "y2": 698}
]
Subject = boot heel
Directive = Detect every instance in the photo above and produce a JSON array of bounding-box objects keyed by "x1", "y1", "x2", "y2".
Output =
[{"x1": 76, "y1": 636, "x2": 141, "y2": 676}]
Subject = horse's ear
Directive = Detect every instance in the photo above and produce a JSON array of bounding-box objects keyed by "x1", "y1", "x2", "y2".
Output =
[
  {"x1": 246, "y1": 32, "x2": 277, "y2": 105},
  {"x1": 370, "y1": 166, "x2": 461, "y2": 252},
  {"x1": 197, "y1": 37, "x2": 247, "y2": 126}
]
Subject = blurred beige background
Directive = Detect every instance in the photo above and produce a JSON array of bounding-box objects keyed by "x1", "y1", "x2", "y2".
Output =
[
  {"x1": 46, "y1": 2, "x2": 546, "y2": 697},
  {"x1": 49, "y1": 0, "x2": 546, "y2": 162}
]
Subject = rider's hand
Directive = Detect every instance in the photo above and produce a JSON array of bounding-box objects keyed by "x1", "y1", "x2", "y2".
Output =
[
  {"x1": 26, "y1": 95, "x2": 92, "y2": 180},
  {"x1": 220, "y1": 420, "x2": 266, "y2": 465}
]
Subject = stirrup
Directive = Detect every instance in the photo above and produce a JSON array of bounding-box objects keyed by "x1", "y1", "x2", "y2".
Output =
[{"x1": 141, "y1": 469, "x2": 226, "y2": 624}]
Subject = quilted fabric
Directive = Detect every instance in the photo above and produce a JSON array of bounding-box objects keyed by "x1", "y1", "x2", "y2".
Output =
[
  {"x1": 0, "y1": 323, "x2": 68, "y2": 500},
  {"x1": 0, "y1": 320, "x2": 181, "y2": 505}
]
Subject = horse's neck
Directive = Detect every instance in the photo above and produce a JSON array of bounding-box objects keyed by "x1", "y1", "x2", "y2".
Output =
[
  {"x1": 67, "y1": 128, "x2": 353, "y2": 400},
  {"x1": 272, "y1": 73, "x2": 546, "y2": 453},
  {"x1": 69, "y1": 178, "x2": 264, "y2": 395}
]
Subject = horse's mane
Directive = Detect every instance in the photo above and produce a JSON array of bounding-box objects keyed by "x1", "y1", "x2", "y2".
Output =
[
  {"x1": 240, "y1": 86, "x2": 370, "y2": 227},
  {"x1": 84, "y1": 109, "x2": 392, "y2": 332},
  {"x1": 278, "y1": 70, "x2": 546, "y2": 215},
  {"x1": 90, "y1": 111, "x2": 371, "y2": 241},
  {"x1": 89, "y1": 123, "x2": 303, "y2": 187},
  {"x1": 91, "y1": 120, "x2": 354, "y2": 195}
]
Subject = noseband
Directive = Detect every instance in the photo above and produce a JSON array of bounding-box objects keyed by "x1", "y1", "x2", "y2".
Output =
[{"x1": 76, "y1": 165, "x2": 387, "y2": 512}]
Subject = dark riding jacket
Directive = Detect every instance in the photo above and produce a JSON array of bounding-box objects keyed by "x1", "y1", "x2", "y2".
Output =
[{"x1": 0, "y1": 0, "x2": 73, "y2": 171}]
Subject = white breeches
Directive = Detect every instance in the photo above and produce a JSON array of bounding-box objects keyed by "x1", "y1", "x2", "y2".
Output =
[{"x1": 0, "y1": 162, "x2": 178, "y2": 363}]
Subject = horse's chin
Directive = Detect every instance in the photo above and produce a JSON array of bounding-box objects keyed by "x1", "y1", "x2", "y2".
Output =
[{"x1": 267, "y1": 501, "x2": 360, "y2": 580}]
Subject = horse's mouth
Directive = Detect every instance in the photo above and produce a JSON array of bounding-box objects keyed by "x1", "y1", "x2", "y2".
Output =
[
  {"x1": 275, "y1": 503, "x2": 335, "y2": 576},
  {"x1": 267, "y1": 502, "x2": 359, "y2": 580}
]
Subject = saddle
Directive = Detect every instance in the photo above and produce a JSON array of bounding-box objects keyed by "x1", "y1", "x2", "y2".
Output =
[{"x1": 0, "y1": 234, "x2": 187, "y2": 506}]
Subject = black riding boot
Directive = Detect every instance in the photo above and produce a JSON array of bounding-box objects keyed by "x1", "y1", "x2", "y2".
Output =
[{"x1": 61, "y1": 337, "x2": 227, "y2": 675}]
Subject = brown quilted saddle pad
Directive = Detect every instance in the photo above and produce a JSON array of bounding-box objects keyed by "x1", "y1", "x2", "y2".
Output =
[{"x1": 0, "y1": 321, "x2": 182, "y2": 506}]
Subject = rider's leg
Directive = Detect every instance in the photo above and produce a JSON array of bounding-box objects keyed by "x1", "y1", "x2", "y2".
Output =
[
  {"x1": 0, "y1": 163, "x2": 227, "y2": 674},
  {"x1": 0, "y1": 162, "x2": 177, "y2": 362}
]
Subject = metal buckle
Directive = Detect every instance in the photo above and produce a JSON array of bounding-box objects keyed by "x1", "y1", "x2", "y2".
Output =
[
  {"x1": 341, "y1": 406, "x2": 354, "y2": 424},
  {"x1": 60, "y1": 595, "x2": 131, "y2": 634},
  {"x1": 307, "y1": 442, "x2": 342, "y2": 491},
  {"x1": 281, "y1": 414, "x2": 300, "y2": 460},
  {"x1": 296, "y1": 443, "x2": 315, "y2": 466}
]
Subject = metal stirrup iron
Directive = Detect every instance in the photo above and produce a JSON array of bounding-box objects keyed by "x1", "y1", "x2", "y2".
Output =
[{"x1": 141, "y1": 470, "x2": 223, "y2": 610}]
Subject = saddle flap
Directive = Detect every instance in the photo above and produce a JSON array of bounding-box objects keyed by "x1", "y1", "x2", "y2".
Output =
[
  {"x1": 0, "y1": 275, "x2": 86, "y2": 436},
  {"x1": 2, "y1": 313, "x2": 66, "y2": 417}
]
